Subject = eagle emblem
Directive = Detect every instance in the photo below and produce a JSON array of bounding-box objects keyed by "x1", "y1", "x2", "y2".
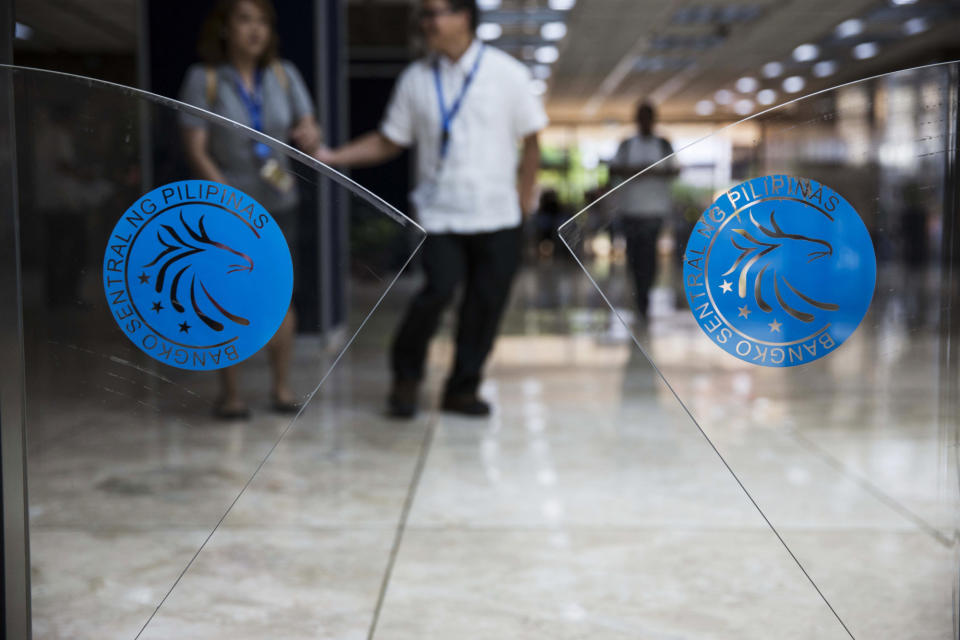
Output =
[{"x1": 723, "y1": 210, "x2": 839, "y2": 323}]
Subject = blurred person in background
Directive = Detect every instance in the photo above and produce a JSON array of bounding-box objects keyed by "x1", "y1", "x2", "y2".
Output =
[
  {"x1": 533, "y1": 188, "x2": 567, "y2": 260},
  {"x1": 899, "y1": 181, "x2": 931, "y2": 330},
  {"x1": 315, "y1": 0, "x2": 547, "y2": 418},
  {"x1": 179, "y1": 0, "x2": 321, "y2": 419},
  {"x1": 608, "y1": 101, "x2": 679, "y2": 324},
  {"x1": 34, "y1": 106, "x2": 113, "y2": 308}
]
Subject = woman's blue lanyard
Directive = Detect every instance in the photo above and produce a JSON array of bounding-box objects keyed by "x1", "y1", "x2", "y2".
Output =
[
  {"x1": 233, "y1": 68, "x2": 271, "y2": 160},
  {"x1": 433, "y1": 45, "x2": 485, "y2": 162}
]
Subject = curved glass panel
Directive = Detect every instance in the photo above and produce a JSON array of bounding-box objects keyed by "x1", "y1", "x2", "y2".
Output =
[
  {"x1": 2, "y1": 65, "x2": 426, "y2": 638},
  {"x1": 559, "y1": 62, "x2": 960, "y2": 638}
]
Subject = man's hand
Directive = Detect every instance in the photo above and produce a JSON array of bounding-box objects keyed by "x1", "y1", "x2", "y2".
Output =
[
  {"x1": 313, "y1": 145, "x2": 336, "y2": 166},
  {"x1": 312, "y1": 132, "x2": 403, "y2": 169}
]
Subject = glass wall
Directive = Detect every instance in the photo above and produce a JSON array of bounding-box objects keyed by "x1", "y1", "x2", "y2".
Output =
[{"x1": 2, "y1": 60, "x2": 958, "y2": 638}]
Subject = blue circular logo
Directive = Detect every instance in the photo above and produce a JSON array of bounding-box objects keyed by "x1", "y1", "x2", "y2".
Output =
[
  {"x1": 103, "y1": 180, "x2": 293, "y2": 371},
  {"x1": 683, "y1": 176, "x2": 875, "y2": 367}
]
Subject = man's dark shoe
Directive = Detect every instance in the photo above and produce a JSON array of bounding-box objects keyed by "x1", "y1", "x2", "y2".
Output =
[
  {"x1": 441, "y1": 393, "x2": 491, "y2": 417},
  {"x1": 388, "y1": 380, "x2": 419, "y2": 419}
]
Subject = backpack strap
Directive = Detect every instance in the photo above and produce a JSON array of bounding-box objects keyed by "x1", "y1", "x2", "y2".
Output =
[
  {"x1": 659, "y1": 136, "x2": 673, "y2": 158},
  {"x1": 270, "y1": 60, "x2": 289, "y2": 91},
  {"x1": 204, "y1": 65, "x2": 218, "y2": 106}
]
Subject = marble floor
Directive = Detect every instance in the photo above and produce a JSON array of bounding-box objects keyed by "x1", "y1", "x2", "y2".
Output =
[{"x1": 21, "y1": 259, "x2": 958, "y2": 639}]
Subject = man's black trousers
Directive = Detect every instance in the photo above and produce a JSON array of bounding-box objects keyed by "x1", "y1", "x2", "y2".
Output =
[{"x1": 391, "y1": 225, "x2": 522, "y2": 397}]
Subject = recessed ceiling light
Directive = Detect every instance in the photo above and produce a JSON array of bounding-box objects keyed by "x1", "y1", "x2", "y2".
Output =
[
  {"x1": 548, "y1": 0, "x2": 576, "y2": 10},
  {"x1": 736, "y1": 76, "x2": 758, "y2": 93},
  {"x1": 734, "y1": 99, "x2": 754, "y2": 115},
  {"x1": 793, "y1": 43, "x2": 819, "y2": 62},
  {"x1": 477, "y1": 23, "x2": 502, "y2": 41},
  {"x1": 853, "y1": 42, "x2": 879, "y2": 59},
  {"x1": 835, "y1": 19, "x2": 863, "y2": 38},
  {"x1": 762, "y1": 61, "x2": 784, "y2": 78},
  {"x1": 541, "y1": 22, "x2": 567, "y2": 41},
  {"x1": 15, "y1": 22, "x2": 33, "y2": 40},
  {"x1": 535, "y1": 45, "x2": 560, "y2": 64},
  {"x1": 813, "y1": 60, "x2": 837, "y2": 77},
  {"x1": 695, "y1": 100, "x2": 716, "y2": 116},
  {"x1": 890, "y1": 0, "x2": 917, "y2": 5},
  {"x1": 714, "y1": 89, "x2": 733, "y2": 105},
  {"x1": 782, "y1": 76, "x2": 805, "y2": 93},
  {"x1": 532, "y1": 64, "x2": 552, "y2": 80},
  {"x1": 477, "y1": 0, "x2": 501, "y2": 9},
  {"x1": 757, "y1": 89, "x2": 777, "y2": 105},
  {"x1": 904, "y1": 17, "x2": 928, "y2": 35}
]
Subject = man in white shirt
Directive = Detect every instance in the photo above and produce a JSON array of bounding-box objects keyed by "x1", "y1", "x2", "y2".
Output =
[
  {"x1": 315, "y1": 0, "x2": 547, "y2": 418},
  {"x1": 608, "y1": 102, "x2": 679, "y2": 322}
]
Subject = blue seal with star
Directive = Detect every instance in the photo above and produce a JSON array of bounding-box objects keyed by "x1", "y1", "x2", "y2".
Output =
[
  {"x1": 682, "y1": 175, "x2": 875, "y2": 367},
  {"x1": 102, "y1": 180, "x2": 293, "y2": 371}
]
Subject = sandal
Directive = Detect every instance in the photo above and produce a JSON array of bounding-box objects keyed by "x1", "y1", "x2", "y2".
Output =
[
  {"x1": 271, "y1": 396, "x2": 302, "y2": 414},
  {"x1": 212, "y1": 399, "x2": 251, "y2": 420}
]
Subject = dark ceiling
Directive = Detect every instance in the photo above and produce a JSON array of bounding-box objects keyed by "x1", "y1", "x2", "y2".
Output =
[{"x1": 13, "y1": 0, "x2": 960, "y2": 123}]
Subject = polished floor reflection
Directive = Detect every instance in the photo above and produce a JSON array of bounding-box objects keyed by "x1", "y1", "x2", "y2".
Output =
[{"x1": 26, "y1": 260, "x2": 954, "y2": 639}]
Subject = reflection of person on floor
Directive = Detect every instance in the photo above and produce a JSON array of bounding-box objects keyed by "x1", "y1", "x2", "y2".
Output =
[
  {"x1": 608, "y1": 102, "x2": 678, "y2": 323},
  {"x1": 315, "y1": 0, "x2": 547, "y2": 418},
  {"x1": 34, "y1": 107, "x2": 114, "y2": 307},
  {"x1": 899, "y1": 181, "x2": 930, "y2": 330},
  {"x1": 178, "y1": 0, "x2": 322, "y2": 419}
]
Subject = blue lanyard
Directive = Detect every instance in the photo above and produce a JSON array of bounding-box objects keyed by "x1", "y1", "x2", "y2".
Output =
[
  {"x1": 432, "y1": 45, "x2": 485, "y2": 160},
  {"x1": 233, "y1": 68, "x2": 271, "y2": 160}
]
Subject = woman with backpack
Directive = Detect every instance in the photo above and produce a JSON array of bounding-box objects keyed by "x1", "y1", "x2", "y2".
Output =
[{"x1": 179, "y1": 0, "x2": 320, "y2": 419}]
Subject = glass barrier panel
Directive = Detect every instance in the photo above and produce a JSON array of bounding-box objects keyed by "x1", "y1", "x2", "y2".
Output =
[
  {"x1": 3, "y1": 65, "x2": 426, "y2": 639},
  {"x1": 559, "y1": 61, "x2": 960, "y2": 639}
]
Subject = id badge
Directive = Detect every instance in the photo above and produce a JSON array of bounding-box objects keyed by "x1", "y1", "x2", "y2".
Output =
[
  {"x1": 260, "y1": 158, "x2": 294, "y2": 193},
  {"x1": 414, "y1": 159, "x2": 448, "y2": 210},
  {"x1": 418, "y1": 176, "x2": 439, "y2": 208}
]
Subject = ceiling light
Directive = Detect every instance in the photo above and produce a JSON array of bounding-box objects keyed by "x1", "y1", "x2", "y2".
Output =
[
  {"x1": 736, "y1": 77, "x2": 758, "y2": 93},
  {"x1": 762, "y1": 61, "x2": 784, "y2": 78},
  {"x1": 714, "y1": 89, "x2": 733, "y2": 105},
  {"x1": 853, "y1": 42, "x2": 879, "y2": 59},
  {"x1": 734, "y1": 99, "x2": 754, "y2": 115},
  {"x1": 757, "y1": 89, "x2": 777, "y2": 105},
  {"x1": 541, "y1": 22, "x2": 568, "y2": 41},
  {"x1": 890, "y1": 0, "x2": 917, "y2": 5},
  {"x1": 477, "y1": 23, "x2": 502, "y2": 41},
  {"x1": 904, "y1": 17, "x2": 929, "y2": 35},
  {"x1": 695, "y1": 100, "x2": 716, "y2": 116},
  {"x1": 783, "y1": 76, "x2": 805, "y2": 93},
  {"x1": 548, "y1": 0, "x2": 577, "y2": 10},
  {"x1": 535, "y1": 45, "x2": 559, "y2": 64},
  {"x1": 835, "y1": 19, "x2": 863, "y2": 38},
  {"x1": 792, "y1": 44, "x2": 819, "y2": 62},
  {"x1": 532, "y1": 64, "x2": 552, "y2": 80},
  {"x1": 813, "y1": 60, "x2": 837, "y2": 77},
  {"x1": 477, "y1": 0, "x2": 502, "y2": 9},
  {"x1": 15, "y1": 22, "x2": 33, "y2": 39},
  {"x1": 531, "y1": 79, "x2": 548, "y2": 96}
]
